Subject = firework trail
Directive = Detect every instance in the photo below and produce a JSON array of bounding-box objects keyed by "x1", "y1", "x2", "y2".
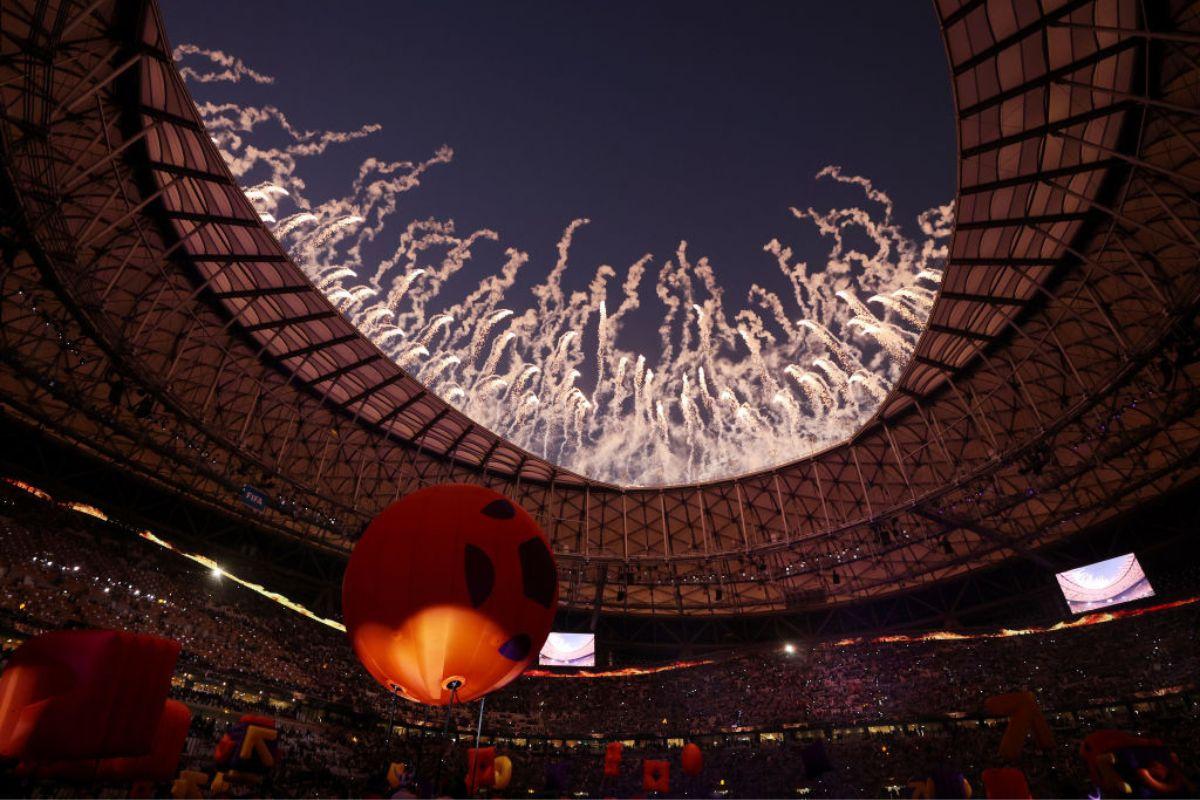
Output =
[
  {"x1": 176, "y1": 47, "x2": 951, "y2": 485},
  {"x1": 172, "y1": 44, "x2": 276, "y2": 84}
]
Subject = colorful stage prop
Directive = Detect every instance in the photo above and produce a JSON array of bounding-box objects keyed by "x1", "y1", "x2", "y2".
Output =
[
  {"x1": 604, "y1": 741, "x2": 623, "y2": 777},
  {"x1": 1081, "y1": 730, "x2": 1193, "y2": 798},
  {"x1": 210, "y1": 771, "x2": 232, "y2": 796},
  {"x1": 386, "y1": 761, "x2": 408, "y2": 790},
  {"x1": 11, "y1": 696, "x2": 189, "y2": 783},
  {"x1": 981, "y1": 767, "x2": 1031, "y2": 799},
  {"x1": 214, "y1": 714, "x2": 279, "y2": 784},
  {"x1": 643, "y1": 759, "x2": 670, "y2": 794},
  {"x1": 0, "y1": 629, "x2": 180, "y2": 762},
  {"x1": 681, "y1": 741, "x2": 703, "y2": 776},
  {"x1": 93, "y1": 699, "x2": 191, "y2": 781},
  {"x1": 171, "y1": 769, "x2": 211, "y2": 799},
  {"x1": 493, "y1": 755, "x2": 513, "y2": 790},
  {"x1": 984, "y1": 691, "x2": 1054, "y2": 760},
  {"x1": 466, "y1": 746, "x2": 496, "y2": 794},
  {"x1": 343, "y1": 484, "x2": 558, "y2": 705}
]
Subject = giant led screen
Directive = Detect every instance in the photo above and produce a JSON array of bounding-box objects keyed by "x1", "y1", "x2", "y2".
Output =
[
  {"x1": 538, "y1": 632, "x2": 595, "y2": 667},
  {"x1": 1055, "y1": 553, "x2": 1155, "y2": 615}
]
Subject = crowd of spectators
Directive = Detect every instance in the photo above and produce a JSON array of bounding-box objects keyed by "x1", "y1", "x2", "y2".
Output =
[
  {"x1": 0, "y1": 487, "x2": 1197, "y2": 797},
  {"x1": 482, "y1": 601, "x2": 1197, "y2": 736},
  {"x1": 0, "y1": 492, "x2": 384, "y2": 713}
]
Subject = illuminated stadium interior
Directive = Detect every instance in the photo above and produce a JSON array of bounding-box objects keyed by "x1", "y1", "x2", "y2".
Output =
[{"x1": 1, "y1": 0, "x2": 1199, "y2": 797}]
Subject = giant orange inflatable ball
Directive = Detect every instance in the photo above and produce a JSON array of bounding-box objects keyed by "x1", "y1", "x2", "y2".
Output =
[{"x1": 342, "y1": 484, "x2": 558, "y2": 705}]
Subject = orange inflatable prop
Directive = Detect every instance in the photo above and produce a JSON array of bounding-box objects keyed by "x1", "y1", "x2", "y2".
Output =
[
  {"x1": 170, "y1": 770, "x2": 209, "y2": 800},
  {"x1": 984, "y1": 691, "x2": 1054, "y2": 761},
  {"x1": 493, "y1": 755, "x2": 513, "y2": 790},
  {"x1": 386, "y1": 762, "x2": 408, "y2": 790},
  {"x1": 343, "y1": 484, "x2": 558, "y2": 705}
]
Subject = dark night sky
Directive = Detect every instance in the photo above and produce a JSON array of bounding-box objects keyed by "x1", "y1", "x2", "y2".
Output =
[{"x1": 160, "y1": 1, "x2": 956, "y2": 342}]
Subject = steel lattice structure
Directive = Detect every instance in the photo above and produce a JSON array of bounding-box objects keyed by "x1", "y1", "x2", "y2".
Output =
[{"x1": 2, "y1": 0, "x2": 1199, "y2": 617}]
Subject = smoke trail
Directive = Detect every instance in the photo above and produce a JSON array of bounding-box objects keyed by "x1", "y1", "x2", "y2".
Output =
[
  {"x1": 173, "y1": 44, "x2": 276, "y2": 84},
  {"x1": 179, "y1": 46, "x2": 951, "y2": 485}
]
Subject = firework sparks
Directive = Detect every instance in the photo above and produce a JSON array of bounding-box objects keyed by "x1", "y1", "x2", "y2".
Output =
[{"x1": 177, "y1": 46, "x2": 951, "y2": 485}]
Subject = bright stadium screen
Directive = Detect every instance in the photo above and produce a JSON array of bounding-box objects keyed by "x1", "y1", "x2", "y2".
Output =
[
  {"x1": 538, "y1": 632, "x2": 595, "y2": 667},
  {"x1": 1055, "y1": 553, "x2": 1155, "y2": 615}
]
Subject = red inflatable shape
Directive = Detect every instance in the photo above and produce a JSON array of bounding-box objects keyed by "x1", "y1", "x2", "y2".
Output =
[
  {"x1": 343, "y1": 484, "x2": 557, "y2": 705},
  {"x1": 0, "y1": 629, "x2": 180, "y2": 761},
  {"x1": 681, "y1": 742, "x2": 703, "y2": 776},
  {"x1": 466, "y1": 746, "x2": 496, "y2": 795},
  {"x1": 643, "y1": 759, "x2": 670, "y2": 794},
  {"x1": 13, "y1": 689, "x2": 189, "y2": 781},
  {"x1": 984, "y1": 691, "x2": 1054, "y2": 761},
  {"x1": 982, "y1": 767, "x2": 1031, "y2": 799},
  {"x1": 97, "y1": 700, "x2": 191, "y2": 782},
  {"x1": 604, "y1": 741, "x2": 623, "y2": 777}
]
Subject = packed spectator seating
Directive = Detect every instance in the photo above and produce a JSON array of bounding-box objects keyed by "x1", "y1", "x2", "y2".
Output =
[
  {"x1": 0, "y1": 486, "x2": 1197, "y2": 797},
  {"x1": 484, "y1": 602, "x2": 1199, "y2": 736}
]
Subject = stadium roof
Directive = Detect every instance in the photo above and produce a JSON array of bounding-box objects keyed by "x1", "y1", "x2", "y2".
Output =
[{"x1": 1, "y1": 0, "x2": 1199, "y2": 615}]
